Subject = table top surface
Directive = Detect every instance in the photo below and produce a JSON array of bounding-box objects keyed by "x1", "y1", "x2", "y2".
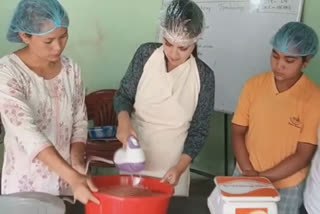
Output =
[{"x1": 64, "y1": 196, "x2": 210, "y2": 214}]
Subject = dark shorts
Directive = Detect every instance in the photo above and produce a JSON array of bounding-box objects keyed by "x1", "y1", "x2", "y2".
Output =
[{"x1": 300, "y1": 203, "x2": 308, "y2": 214}]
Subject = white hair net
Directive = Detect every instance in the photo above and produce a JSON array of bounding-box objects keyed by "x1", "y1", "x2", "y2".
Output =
[{"x1": 160, "y1": 0, "x2": 204, "y2": 46}]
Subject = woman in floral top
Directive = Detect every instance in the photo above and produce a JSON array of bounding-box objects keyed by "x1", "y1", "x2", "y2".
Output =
[{"x1": 0, "y1": 0, "x2": 99, "y2": 205}]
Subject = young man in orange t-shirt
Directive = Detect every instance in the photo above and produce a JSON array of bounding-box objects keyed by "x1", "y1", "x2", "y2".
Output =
[{"x1": 232, "y1": 22, "x2": 320, "y2": 214}]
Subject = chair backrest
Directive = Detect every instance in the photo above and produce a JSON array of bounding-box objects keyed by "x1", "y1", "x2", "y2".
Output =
[{"x1": 85, "y1": 89, "x2": 117, "y2": 126}]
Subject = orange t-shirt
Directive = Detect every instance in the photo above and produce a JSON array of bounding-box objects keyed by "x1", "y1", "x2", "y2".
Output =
[{"x1": 233, "y1": 71, "x2": 320, "y2": 189}]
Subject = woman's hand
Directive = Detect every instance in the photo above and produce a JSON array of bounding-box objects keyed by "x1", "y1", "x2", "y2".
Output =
[
  {"x1": 117, "y1": 111, "x2": 137, "y2": 146},
  {"x1": 161, "y1": 154, "x2": 192, "y2": 186},
  {"x1": 161, "y1": 166, "x2": 183, "y2": 186},
  {"x1": 70, "y1": 174, "x2": 100, "y2": 205},
  {"x1": 36, "y1": 146, "x2": 99, "y2": 205}
]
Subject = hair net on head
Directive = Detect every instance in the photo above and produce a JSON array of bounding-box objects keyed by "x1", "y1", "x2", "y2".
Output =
[
  {"x1": 160, "y1": 0, "x2": 204, "y2": 47},
  {"x1": 271, "y1": 22, "x2": 319, "y2": 57},
  {"x1": 7, "y1": 0, "x2": 69, "y2": 43}
]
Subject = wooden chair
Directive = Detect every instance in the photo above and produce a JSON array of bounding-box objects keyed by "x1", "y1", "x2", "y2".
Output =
[
  {"x1": 85, "y1": 89, "x2": 118, "y2": 126},
  {"x1": 85, "y1": 89, "x2": 122, "y2": 168}
]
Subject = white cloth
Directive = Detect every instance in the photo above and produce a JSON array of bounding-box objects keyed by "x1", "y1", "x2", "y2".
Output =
[
  {"x1": 131, "y1": 46, "x2": 200, "y2": 196},
  {"x1": 304, "y1": 128, "x2": 320, "y2": 214},
  {"x1": 0, "y1": 54, "x2": 87, "y2": 195}
]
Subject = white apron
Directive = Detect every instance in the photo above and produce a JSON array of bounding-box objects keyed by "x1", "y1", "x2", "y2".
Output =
[{"x1": 131, "y1": 46, "x2": 200, "y2": 196}]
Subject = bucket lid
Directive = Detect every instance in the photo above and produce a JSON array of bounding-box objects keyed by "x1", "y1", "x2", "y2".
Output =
[
  {"x1": 214, "y1": 176, "x2": 280, "y2": 202},
  {"x1": 0, "y1": 192, "x2": 66, "y2": 214}
]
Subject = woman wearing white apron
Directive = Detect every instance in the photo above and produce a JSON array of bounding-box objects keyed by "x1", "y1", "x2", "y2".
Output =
[{"x1": 114, "y1": 0, "x2": 215, "y2": 196}]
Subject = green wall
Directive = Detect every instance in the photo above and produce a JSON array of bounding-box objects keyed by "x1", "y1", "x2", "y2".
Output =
[
  {"x1": 303, "y1": 0, "x2": 320, "y2": 83},
  {"x1": 0, "y1": 0, "x2": 163, "y2": 91},
  {"x1": 0, "y1": 0, "x2": 319, "y2": 176}
]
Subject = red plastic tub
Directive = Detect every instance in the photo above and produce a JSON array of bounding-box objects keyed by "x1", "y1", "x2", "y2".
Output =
[{"x1": 86, "y1": 175, "x2": 174, "y2": 214}]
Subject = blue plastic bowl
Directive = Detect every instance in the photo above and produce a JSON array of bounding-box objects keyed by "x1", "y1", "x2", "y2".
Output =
[{"x1": 88, "y1": 126, "x2": 117, "y2": 139}]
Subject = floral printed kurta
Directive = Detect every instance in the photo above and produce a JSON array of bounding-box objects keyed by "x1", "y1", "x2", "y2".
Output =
[{"x1": 0, "y1": 54, "x2": 88, "y2": 195}]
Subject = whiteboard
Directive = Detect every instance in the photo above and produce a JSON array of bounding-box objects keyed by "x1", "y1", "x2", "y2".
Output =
[{"x1": 161, "y1": 0, "x2": 304, "y2": 113}]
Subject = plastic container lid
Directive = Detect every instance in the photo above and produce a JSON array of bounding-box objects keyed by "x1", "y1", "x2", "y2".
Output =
[
  {"x1": 214, "y1": 176, "x2": 280, "y2": 202},
  {"x1": 0, "y1": 192, "x2": 65, "y2": 214}
]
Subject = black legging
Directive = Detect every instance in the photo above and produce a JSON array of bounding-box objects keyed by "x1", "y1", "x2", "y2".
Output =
[{"x1": 300, "y1": 203, "x2": 309, "y2": 214}]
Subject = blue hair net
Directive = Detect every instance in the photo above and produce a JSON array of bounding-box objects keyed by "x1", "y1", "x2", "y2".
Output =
[
  {"x1": 271, "y1": 22, "x2": 319, "y2": 57},
  {"x1": 7, "y1": 0, "x2": 69, "y2": 43},
  {"x1": 161, "y1": 0, "x2": 204, "y2": 46}
]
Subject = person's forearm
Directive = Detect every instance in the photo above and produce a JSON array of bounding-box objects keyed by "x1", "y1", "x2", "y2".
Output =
[
  {"x1": 71, "y1": 142, "x2": 86, "y2": 169},
  {"x1": 259, "y1": 154, "x2": 310, "y2": 182},
  {"x1": 37, "y1": 146, "x2": 80, "y2": 185},
  {"x1": 176, "y1": 154, "x2": 192, "y2": 174},
  {"x1": 260, "y1": 143, "x2": 316, "y2": 182},
  {"x1": 232, "y1": 134, "x2": 254, "y2": 171},
  {"x1": 118, "y1": 111, "x2": 130, "y2": 125}
]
